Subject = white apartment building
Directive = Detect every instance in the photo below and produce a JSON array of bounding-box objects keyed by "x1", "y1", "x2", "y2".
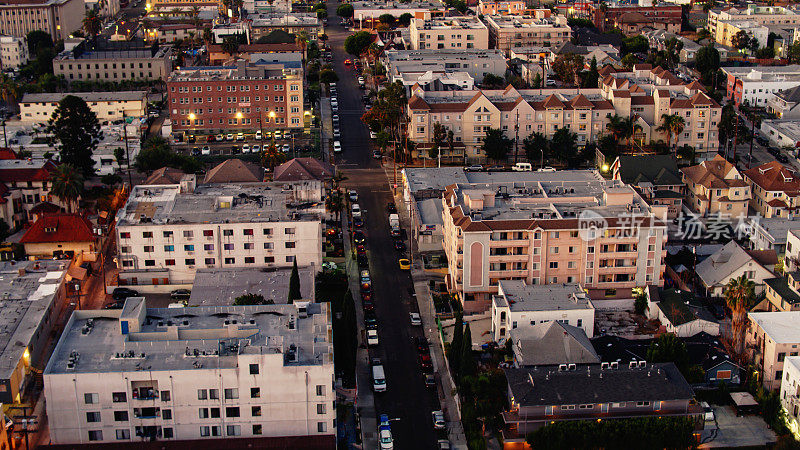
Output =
[
  {"x1": 485, "y1": 15, "x2": 571, "y2": 55},
  {"x1": 724, "y1": 65, "x2": 800, "y2": 107},
  {"x1": 19, "y1": 91, "x2": 148, "y2": 124},
  {"x1": 491, "y1": 280, "x2": 595, "y2": 341},
  {"x1": 0, "y1": 35, "x2": 27, "y2": 69},
  {"x1": 440, "y1": 170, "x2": 669, "y2": 311},
  {"x1": 383, "y1": 49, "x2": 507, "y2": 81},
  {"x1": 748, "y1": 311, "x2": 800, "y2": 390},
  {"x1": 115, "y1": 177, "x2": 324, "y2": 288},
  {"x1": 409, "y1": 15, "x2": 489, "y2": 50},
  {"x1": 780, "y1": 356, "x2": 800, "y2": 432},
  {"x1": 708, "y1": 5, "x2": 800, "y2": 37},
  {"x1": 44, "y1": 298, "x2": 335, "y2": 445}
]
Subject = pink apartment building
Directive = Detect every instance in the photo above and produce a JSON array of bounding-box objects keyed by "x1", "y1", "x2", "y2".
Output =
[{"x1": 440, "y1": 172, "x2": 669, "y2": 312}]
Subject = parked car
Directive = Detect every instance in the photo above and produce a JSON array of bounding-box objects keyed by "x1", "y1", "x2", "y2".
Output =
[
  {"x1": 242, "y1": 143, "x2": 251, "y2": 153},
  {"x1": 409, "y1": 312, "x2": 421, "y2": 326},
  {"x1": 216, "y1": 133, "x2": 224, "y2": 141},
  {"x1": 255, "y1": 130, "x2": 262, "y2": 140},
  {"x1": 104, "y1": 301, "x2": 125, "y2": 309},
  {"x1": 170, "y1": 289, "x2": 191, "y2": 300},
  {"x1": 333, "y1": 141, "x2": 342, "y2": 152},
  {"x1": 424, "y1": 374, "x2": 436, "y2": 388},
  {"x1": 387, "y1": 202, "x2": 397, "y2": 214},
  {"x1": 349, "y1": 190, "x2": 359, "y2": 202},
  {"x1": 438, "y1": 440, "x2": 451, "y2": 450},
  {"x1": 432, "y1": 410, "x2": 445, "y2": 429},
  {"x1": 226, "y1": 133, "x2": 234, "y2": 141},
  {"x1": 414, "y1": 337, "x2": 429, "y2": 353},
  {"x1": 465, "y1": 165, "x2": 483, "y2": 172},
  {"x1": 394, "y1": 240, "x2": 405, "y2": 251},
  {"x1": 252, "y1": 144, "x2": 260, "y2": 153},
  {"x1": 112, "y1": 287, "x2": 139, "y2": 300},
  {"x1": 236, "y1": 132, "x2": 244, "y2": 141},
  {"x1": 282, "y1": 144, "x2": 290, "y2": 153},
  {"x1": 353, "y1": 230, "x2": 366, "y2": 244},
  {"x1": 419, "y1": 353, "x2": 432, "y2": 371},
  {"x1": 379, "y1": 425, "x2": 393, "y2": 449},
  {"x1": 367, "y1": 329, "x2": 379, "y2": 346},
  {"x1": 373, "y1": 150, "x2": 382, "y2": 159},
  {"x1": 353, "y1": 217, "x2": 364, "y2": 228}
]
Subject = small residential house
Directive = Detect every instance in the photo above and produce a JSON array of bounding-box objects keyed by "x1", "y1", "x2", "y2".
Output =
[
  {"x1": 695, "y1": 240, "x2": 775, "y2": 297},
  {"x1": 592, "y1": 332, "x2": 742, "y2": 386},
  {"x1": 491, "y1": 281, "x2": 595, "y2": 342},
  {"x1": 747, "y1": 311, "x2": 800, "y2": 390},
  {"x1": 743, "y1": 161, "x2": 800, "y2": 219},
  {"x1": 20, "y1": 213, "x2": 95, "y2": 258},
  {"x1": 509, "y1": 321, "x2": 600, "y2": 367},
  {"x1": 203, "y1": 159, "x2": 264, "y2": 184},
  {"x1": 748, "y1": 216, "x2": 800, "y2": 256},
  {"x1": 611, "y1": 155, "x2": 684, "y2": 219},
  {"x1": 501, "y1": 363, "x2": 697, "y2": 441},
  {"x1": 144, "y1": 167, "x2": 185, "y2": 185},
  {"x1": 680, "y1": 154, "x2": 751, "y2": 217},
  {"x1": 755, "y1": 272, "x2": 800, "y2": 312},
  {"x1": 645, "y1": 286, "x2": 720, "y2": 337}
]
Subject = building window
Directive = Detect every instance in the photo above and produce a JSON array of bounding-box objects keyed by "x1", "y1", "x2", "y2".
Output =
[
  {"x1": 209, "y1": 389, "x2": 219, "y2": 400},
  {"x1": 199, "y1": 408, "x2": 209, "y2": 418},
  {"x1": 253, "y1": 424, "x2": 263, "y2": 435},
  {"x1": 162, "y1": 409, "x2": 172, "y2": 420},
  {"x1": 225, "y1": 407, "x2": 240, "y2": 418},
  {"x1": 112, "y1": 392, "x2": 127, "y2": 402},
  {"x1": 250, "y1": 363, "x2": 259, "y2": 374},
  {"x1": 161, "y1": 391, "x2": 171, "y2": 402},
  {"x1": 317, "y1": 404, "x2": 326, "y2": 414},
  {"x1": 84, "y1": 393, "x2": 99, "y2": 404},
  {"x1": 226, "y1": 425, "x2": 241, "y2": 436},
  {"x1": 251, "y1": 387, "x2": 260, "y2": 398},
  {"x1": 114, "y1": 411, "x2": 128, "y2": 421},
  {"x1": 88, "y1": 430, "x2": 103, "y2": 441},
  {"x1": 86, "y1": 412, "x2": 101, "y2": 422},
  {"x1": 197, "y1": 389, "x2": 208, "y2": 400},
  {"x1": 252, "y1": 405, "x2": 262, "y2": 416},
  {"x1": 317, "y1": 422, "x2": 327, "y2": 433},
  {"x1": 316, "y1": 385, "x2": 325, "y2": 396},
  {"x1": 163, "y1": 428, "x2": 174, "y2": 439},
  {"x1": 115, "y1": 429, "x2": 130, "y2": 440},
  {"x1": 224, "y1": 388, "x2": 239, "y2": 399}
]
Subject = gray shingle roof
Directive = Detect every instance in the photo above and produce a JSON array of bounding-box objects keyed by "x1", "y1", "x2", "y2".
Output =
[
  {"x1": 617, "y1": 155, "x2": 682, "y2": 186},
  {"x1": 510, "y1": 321, "x2": 600, "y2": 366}
]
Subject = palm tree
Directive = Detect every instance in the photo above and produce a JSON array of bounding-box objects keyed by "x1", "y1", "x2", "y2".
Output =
[
  {"x1": 295, "y1": 31, "x2": 309, "y2": 72},
  {"x1": 190, "y1": 6, "x2": 200, "y2": 25},
  {"x1": 656, "y1": 113, "x2": 686, "y2": 155},
  {"x1": 83, "y1": 10, "x2": 102, "y2": 40},
  {"x1": 0, "y1": 74, "x2": 18, "y2": 104},
  {"x1": 724, "y1": 275, "x2": 755, "y2": 357},
  {"x1": 50, "y1": 164, "x2": 84, "y2": 214},
  {"x1": 606, "y1": 115, "x2": 640, "y2": 150}
]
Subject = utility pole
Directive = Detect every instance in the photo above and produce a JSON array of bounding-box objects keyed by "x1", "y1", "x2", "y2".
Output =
[
  {"x1": 122, "y1": 112, "x2": 133, "y2": 188},
  {"x1": 748, "y1": 115, "x2": 756, "y2": 169},
  {"x1": 731, "y1": 110, "x2": 740, "y2": 162},
  {"x1": 514, "y1": 109, "x2": 519, "y2": 164}
]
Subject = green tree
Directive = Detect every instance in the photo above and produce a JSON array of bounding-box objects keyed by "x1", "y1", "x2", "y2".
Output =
[
  {"x1": 319, "y1": 68, "x2": 338, "y2": 84},
  {"x1": 582, "y1": 56, "x2": 599, "y2": 88},
  {"x1": 222, "y1": 35, "x2": 240, "y2": 56},
  {"x1": 732, "y1": 30, "x2": 751, "y2": 51},
  {"x1": 656, "y1": 113, "x2": 686, "y2": 154},
  {"x1": 527, "y1": 416, "x2": 695, "y2": 449},
  {"x1": 532, "y1": 72, "x2": 542, "y2": 88},
  {"x1": 429, "y1": 122, "x2": 447, "y2": 161},
  {"x1": 398, "y1": 12, "x2": 413, "y2": 26},
  {"x1": 646, "y1": 333, "x2": 689, "y2": 372},
  {"x1": 696, "y1": 44, "x2": 721, "y2": 85},
  {"x1": 26, "y1": 30, "x2": 53, "y2": 55},
  {"x1": 233, "y1": 293, "x2": 273, "y2": 305},
  {"x1": 344, "y1": 31, "x2": 373, "y2": 56},
  {"x1": 550, "y1": 127, "x2": 578, "y2": 165},
  {"x1": 552, "y1": 53, "x2": 583, "y2": 86},
  {"x1": 621, "y1": 35, "x2": 648, "y2": 55},
  {"x1": 135, "y1": 136, "x2": 202, "y2": 173},
  {"x1": 49, "y1": 164, "x2": 84, "y2": 214},
  {"x1": 606, "y1": 114, "x2": 640, "y2": 149},
  {"x1": 336, "y1": 3, "x2": 354, "y2": 18},
  {"x1": 665, "y1": 36, "x2": 684, "y2": 69},
  {"x1": 113, "y1": 147, "x2": 126, "y2": 169},
  {"x1": 481, "y1": 73, "x2": 505, "y2": 88},
  {"x1": 523, "y1": 132, "x2": 548, "y2": 165},
  {"x1": 634, "y1": 291, "x2": 647, "y2": 315},
  {"x1": 448, "y1": 312, "x2": 463, "y2": 381},
  {"x1": 789, "y1": 40, "x2": 800, "y2": 64},
  {"x1": 83, "y1": 10, "x2": 102, "y2": 39},
  {"x1": 100, "y1": 173, "x2": 122, "y2": 187},
  {"x1": 288, "y1": 259, "x2": 301, "y2": 302},
  {"x1": 378, "y1": 14, "x2": 396, "y2": 27},
  {"x1": 725, "y1": 275, "x2": 755, "y2": 356},
  {"x1": 481, "y1": 128, "x2": 512, "y2": 163},
  {"x1": 460, "y1": 322, "x2": 476, "y2": 380},
  {"x1": 621, "y1": 53, "x2": 638, "y2": 70},
  {"x1": 48, "y1": 95, "x2": 102, "y2": 176}
]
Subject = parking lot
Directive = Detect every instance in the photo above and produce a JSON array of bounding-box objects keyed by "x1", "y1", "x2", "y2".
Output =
[{"x1": 699, "y1": 405, "x2": 776, "y2": 448}]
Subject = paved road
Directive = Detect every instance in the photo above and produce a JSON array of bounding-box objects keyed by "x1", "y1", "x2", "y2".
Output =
[{"x1": 324, "y1": 11, "x2": 441, "y2": 450}]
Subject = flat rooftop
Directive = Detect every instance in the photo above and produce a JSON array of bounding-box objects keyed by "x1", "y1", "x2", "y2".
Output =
[
  {"x1": 116, "y1": 181, "x2": 324, "y2": 226},
  {"x1": 385, "y1": 49, "x2": 506, "y2": 62},
  {"x1": 168, "y1": 63, "x2": 297, "y2": 82},
  {"x1": 45, "y1": 298, "x2": 331, "y2": 374},
  {"x1": 763, "y1": 120, "x2": 800, "y2": 141},
  {"x1": 56, "y1": 46, "x2": 171, "y2": 60},
  {"x1": 486, "y1": 15, "x2": 568, "y2": 29},
  {"x1": 494, "y1": 280, "x2": 591, "y2": 312},
  {"x1": 403, "y1": 167, "x2": 605, "y2": 195},
  {"x1": 414, "y1": 17, "x2": 486, "y2": 29},
  {"x1": 352, "y1": 0, "x2": 444, "y2": 10},
  {"x1": 250, "y1": 13, "x2": 320, "y2": 26},
  {"x1": 21, "y1": 91, "x2": 148, "y2": 104},
  {"x1": 748, "y1": 311, "x2": 800, "y2": 343},
  {"x1": 188, "y1": 266, "x2": 316, "y2": 307},
  {"x1": 0, "y1": 260, "x2": 68, "y2": 379}
]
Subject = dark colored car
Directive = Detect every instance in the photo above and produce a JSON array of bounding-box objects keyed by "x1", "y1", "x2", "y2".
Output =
[
  {"x1": 419, "y1": 353, "x2": 433, "y2": 372},
  {"x1": 357, "y1": 254, "x2": 369, "y2": 268},
  {"x1": 361, "y1": 291, "x2": 372, "y2": 303},
  {"x1": 170, "y1": 289, "x2": 191, "y2": 300},
  {"x1": 777, "y1": 154, "x2": 789, "y2": 164},
  {"x1": 353, "y1": 217, "x2": 364, "y2": 228},
  {"x1": 362, "y1": 299, "x2": 374, "y2": 311},
  {"x1": 387, "y1": 202, "x2": 397, "y2": 214},
  {"x1": 112, "y1": 287, "x2": 139, "y2": 301},
  {"x1": 394, "y1": 240, "x2": 406, "y2": 251},
  {"x1": 487, "y1": 165, "x2": 505, "y2": 172},
  {"x1": 356, "y1": 244, "x2": 367, "y2": 255},
  {"x1": 353, "y1": 231, "x2": 366, "y2": 244},
  {"x1": 187, "y1": 135, "x2": 196, "y2": 143},
  {"x1": 364, "y1": 311, "x2": 378, "y2": 329},
  {"x1": 414, "y1": 336, "x2": 429, "y2": 353},
  {"x1": 390, "y1": 228, "x2": 401, "y2": 238},
  {"x1": 424, "y1": 374, "x2": 436, "y2": 388},
  {"x1": 103, "y1": 301, "x2": 125, "y2": 310},
  {"x1": 206, "y1": 135, "x2": 215, "y2": 142}
]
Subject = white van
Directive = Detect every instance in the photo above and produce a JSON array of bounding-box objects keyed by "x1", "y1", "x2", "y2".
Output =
[
  {"x1": 372, "y1": 364, "x2": 387, "y2": 392},
  {"x1": 512, "y1": 162, "x2": 532, "y2": 172}
]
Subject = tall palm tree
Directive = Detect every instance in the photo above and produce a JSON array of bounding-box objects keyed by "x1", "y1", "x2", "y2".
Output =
[
  {"x1": 295, "y1": 31, "x2": 309, "y2": 71},
  {"x1": 724, "y1": 275, "x2": 755, "y2": 358},
  {"x1": 606, "y1": 115, "x2": 640, "y2": 150},
  {"x1": 50, "y1": 164, "x2": 84, "y2": 214},
  {"x1": 83, "y1": 10, "x2": 102, "y2": 40},
  {"x1": 656, "y1": 113, "x2": 686, "y2": 155}
]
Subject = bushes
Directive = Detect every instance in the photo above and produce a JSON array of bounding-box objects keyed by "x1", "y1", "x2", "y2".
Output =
[{"x1": 526, "y1": 416, "x2": 695, "y2": 450}]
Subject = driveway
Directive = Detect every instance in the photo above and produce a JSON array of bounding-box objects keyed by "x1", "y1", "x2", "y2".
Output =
[{"x1": 699, "y1": 405, "x2": 777, "y2": 448}]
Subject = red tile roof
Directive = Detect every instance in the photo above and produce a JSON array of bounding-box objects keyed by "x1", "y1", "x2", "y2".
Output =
[
  {"x1": 0, "y1": 159, "x2": 57, "y2": 183},
  {"x1": 744, "y1": 161, "x2": 800, "y2": 194},
  {"x1": 20, "y1": 213, "x2": 94, "y2": 244}
]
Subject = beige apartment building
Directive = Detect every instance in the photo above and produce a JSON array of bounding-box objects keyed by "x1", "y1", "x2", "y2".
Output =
[
  {"x1": 0, "y1": 35, "x2": 27, "y2": 69},
  {"x1": 407, "y1": 86, "x2": 615, "y2": 163},
  {"x1": 440, "y1": 170, "x2": 668, "y2": 312},
  {"x1": 20, "y1": 91, "x2": 148, "y2": 123},
  {"x1": 0, "y1": 0, "x2": 83, "y2": 41},
  {"x1": 53, "y1": 42, "x2": 173, "y2": 82},
  {"x1": 707, "y1": 5, "x2": 800, "y2": 38},
  {"x1": 600, "y1": 65, "x2": 722, "y2": 159},
  {"x1": 680, "y1": 155, "x2": 751, "y2": 217},
  {"x1": 743, "y1": 161, "x2": 800, "y2": 219},
  {"x1": 748, "y1": 311, "x2": 800, "y2": 390},
  {"x1": 485, "y1": 15, "x2": 571, "y2": 55},
  {"x1": 409, "y1": 14, "x2": 489, "y2": 50}
]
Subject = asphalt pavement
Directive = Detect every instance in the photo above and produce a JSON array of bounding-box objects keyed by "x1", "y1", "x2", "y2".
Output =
[{"x1": 324, "y1": 10, "x2": 442, "y2": 450}]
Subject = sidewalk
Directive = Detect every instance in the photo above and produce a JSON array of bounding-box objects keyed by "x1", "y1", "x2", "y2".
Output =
[
  {"x1": 386, "y1": 166, "x2": 468, "y2": 449},
  {"x1": 340, "y1": 210, "x2": 377, "y2": 450}
]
